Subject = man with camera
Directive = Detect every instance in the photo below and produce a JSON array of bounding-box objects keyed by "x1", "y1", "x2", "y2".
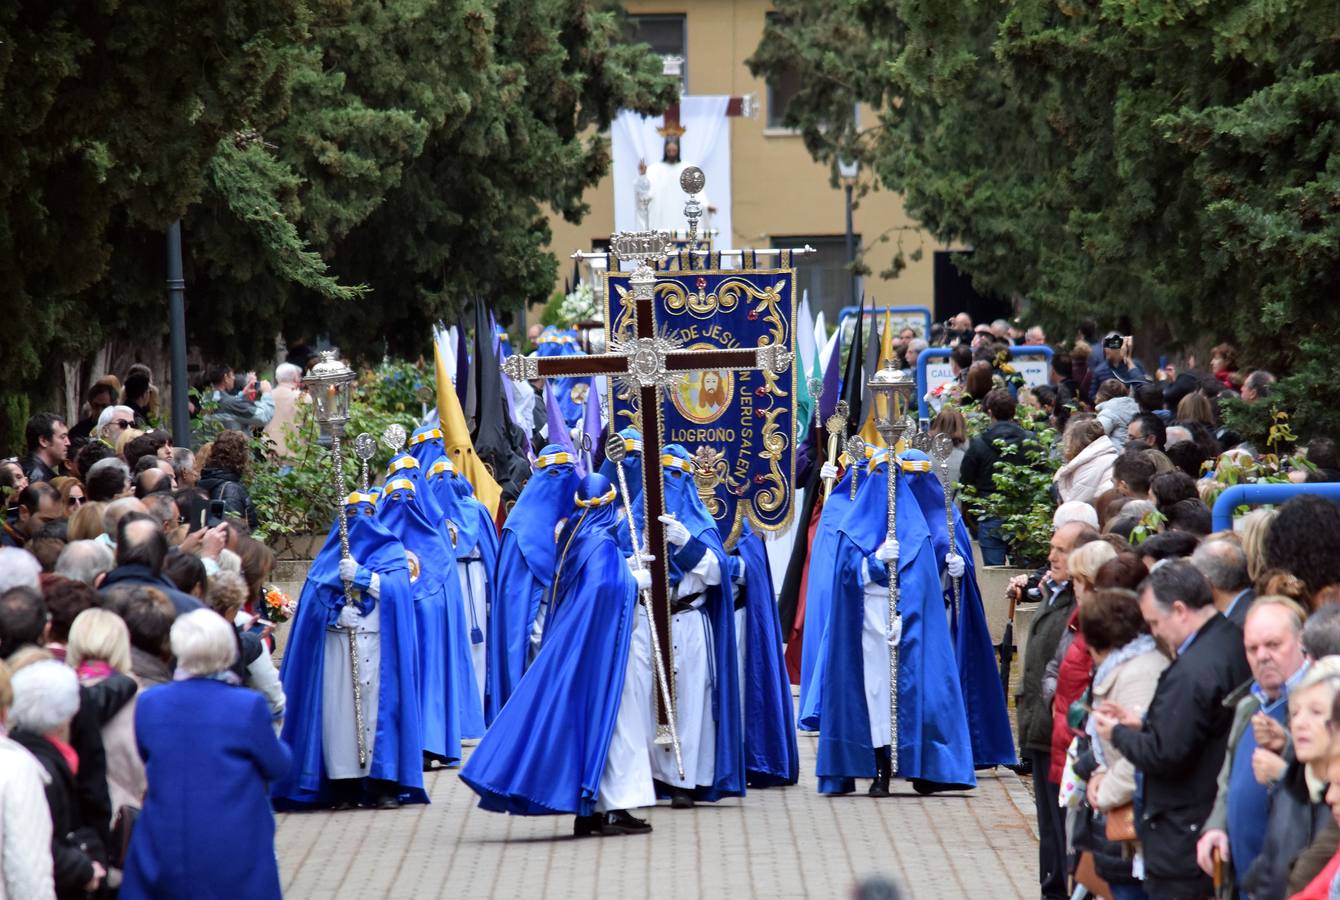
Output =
[{"x1": 1090, "y1": 332, "x2": 1148, "y2": 403}]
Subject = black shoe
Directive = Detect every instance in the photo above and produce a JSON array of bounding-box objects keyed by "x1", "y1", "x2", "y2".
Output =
[
  {"x1": 669, "y1": 788, "x2": 695, "y2": 809},
  {"x1": 602, "y1": 810, "x2": 652, "y2": 834},
  {"x1": 868, "y1": 746, "x2": 891, "y2": 798},
  {"x1": 573, "y1": 814, "x2": 603, "y2": 837},
  {"x1": 911, "y1": 779, "x2": 973, "y2": 795},
  {"x1": 330, "y1": 779, "x2": 360, "y2": 811},
  {"x1": 375, "y1": 793, "x2": 402, "y2": 810}
]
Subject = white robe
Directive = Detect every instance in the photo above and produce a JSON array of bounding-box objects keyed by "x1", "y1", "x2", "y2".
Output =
[
  {"x1": 861, "y1": 561, "x2": 894, "y2": 750},
  {"x1": 322, "y1": 603, "x2": 381, "y2": 779},
  {"x1": 649, "y1": 548, "x2": 722, "y2": 789},
  {"x1": 595, "y1": 610, "x2": 657, "y2": 812},
  {"x1": 457, "y1": 549, "x2": 489, "y2": 710}
]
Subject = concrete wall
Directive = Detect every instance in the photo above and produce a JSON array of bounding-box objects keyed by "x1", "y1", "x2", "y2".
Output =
[{"x1": 540, "y1": 0, "x2": 942, "y2": 324}]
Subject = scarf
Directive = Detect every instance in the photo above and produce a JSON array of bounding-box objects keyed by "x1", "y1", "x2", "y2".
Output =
[{"x1": 1085, "y1": 634, "x2": 1157, "y2": 766}]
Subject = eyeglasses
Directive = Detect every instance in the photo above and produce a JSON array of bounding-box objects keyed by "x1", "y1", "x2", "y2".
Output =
[
  {"x1": 67, "y1": 496, "x2": 85, "y2": 507},
  {"x1": 112, "y1": 420, "x2": 132, "y2": 429}
]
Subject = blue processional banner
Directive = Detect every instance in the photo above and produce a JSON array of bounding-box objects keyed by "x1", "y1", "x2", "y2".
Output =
[{"x1": 603, "y1": 250, "x2": 797, "y2": 545}]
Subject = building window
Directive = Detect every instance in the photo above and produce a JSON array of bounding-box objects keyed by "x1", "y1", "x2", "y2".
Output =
[
  {"x1": 770, "y1": 235, "x2": 860, "y2": 324},
  {"x1": 764, "y1": 14, "x2": 802, "y2": 130},
  {"x1": 624, "y1": 14, "x2": 688, "y2": 91}
]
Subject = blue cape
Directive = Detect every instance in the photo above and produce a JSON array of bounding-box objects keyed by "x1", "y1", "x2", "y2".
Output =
[
  {"x1": 732, "y1": 523, "x2": 799, "y2": 787},
  {"x1": 460, "y1": 475, "x2": 638, "y2": 815},
  {"x1": 903, "y1": 455, "x2": 1017, "y2": 769},
  {"x1": 487, "y1": 447, "x2": 579, "y2": 721},
  {"x1": 378, "y1": 480, "x2": 482, "y2": 764},
  {"x1": 815, "y1": 457, "x2": 976, "y2": 793},
  {"x1": 274, "y1": 496, "x2": 428, "y2": 808},
  {"x1": 640, "y1": 444, "x2": 744, "y2": 802},
  {"x1": 796, "y1": 464, "x2": 860, "y2": 731}
]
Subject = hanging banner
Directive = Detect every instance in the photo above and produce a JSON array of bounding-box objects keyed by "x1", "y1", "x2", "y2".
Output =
[{"x1": 604, "y1": 250, "x2": 797, "y2": 545}]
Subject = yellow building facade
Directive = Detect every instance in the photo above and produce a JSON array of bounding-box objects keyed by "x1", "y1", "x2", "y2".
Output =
[{"x1": 541, "y1": 0, "x2": 944, "y2": 327}]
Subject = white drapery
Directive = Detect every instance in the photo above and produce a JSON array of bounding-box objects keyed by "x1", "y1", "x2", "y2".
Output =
[{"x1": 612, "y1": 96, "x2": 733, "y2": 249}]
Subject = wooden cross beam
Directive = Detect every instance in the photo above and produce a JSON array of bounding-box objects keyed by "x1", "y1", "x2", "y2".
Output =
[{"x1": 504, "y1": 230, "x2": 791, "y2": 728}]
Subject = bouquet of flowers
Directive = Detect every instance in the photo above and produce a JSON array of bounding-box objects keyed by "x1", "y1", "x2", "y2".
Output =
[
  {"x1": 557, "y1": 283, "x2": 598, "y2": 324},
  {"x1": 261, "y1": 585, "x2": 297, "y2": 624}
]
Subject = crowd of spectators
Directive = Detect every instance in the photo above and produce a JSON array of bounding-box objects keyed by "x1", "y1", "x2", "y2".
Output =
[
  {"x1": 941, "y1": 314, "x2": 1340, "y2": 898},
  {"x1": 0, "y1": 361, "x2": 302, "y2": 897}
]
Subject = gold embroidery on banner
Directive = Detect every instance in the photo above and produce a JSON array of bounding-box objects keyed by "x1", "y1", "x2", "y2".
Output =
[{"x1": 602, "y1": 259, "x2": 798, "y2": 547}]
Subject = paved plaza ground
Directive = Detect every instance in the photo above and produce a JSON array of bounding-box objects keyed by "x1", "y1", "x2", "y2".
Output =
[{"x1": 275, "y1": 728, "x2": 1039, "y2": 899}]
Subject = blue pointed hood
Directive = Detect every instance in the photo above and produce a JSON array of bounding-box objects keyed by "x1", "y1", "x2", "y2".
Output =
[{"x1": 504, "y1": 444, "x2": 580, "y2": 582}]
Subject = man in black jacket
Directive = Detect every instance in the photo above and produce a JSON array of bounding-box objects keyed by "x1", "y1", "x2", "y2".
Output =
[
  {"x1": 1095, "y1": 560, "x2": 1250, "y2": 899},
  {"x1": 958, "y1": 389, "x2": 1033, "y2": 565},
  {"x1": 97, "y1": 514, "x2": 203, "y2": 614}
]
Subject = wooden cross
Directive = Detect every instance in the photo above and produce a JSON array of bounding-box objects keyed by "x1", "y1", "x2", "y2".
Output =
[{"x1": 503, "y1": 230, "x2": 791, "y2": 728}]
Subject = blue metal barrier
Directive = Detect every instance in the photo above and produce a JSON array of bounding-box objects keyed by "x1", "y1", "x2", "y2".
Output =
[{"x1": 1210, "y1": 482, "x2": 1340, "y2": 531}]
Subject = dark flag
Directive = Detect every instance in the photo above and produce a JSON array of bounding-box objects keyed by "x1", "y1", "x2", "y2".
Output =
[
  {"x1": 469, "y1": 298, "x2": 531, "y2": 506},
  {"x1": 777, "y1": 295, "x2": 869, "y2": 657}
]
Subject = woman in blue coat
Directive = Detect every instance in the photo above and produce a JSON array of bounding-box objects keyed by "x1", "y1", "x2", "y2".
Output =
[{"x1": 123, "y1": 610, "x2": 291, "y2": 899}]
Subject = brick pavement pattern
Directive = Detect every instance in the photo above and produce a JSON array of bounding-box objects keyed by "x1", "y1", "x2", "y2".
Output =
[{"x1": 275, "y1": 729, "x2": 1038, "y2": 899}]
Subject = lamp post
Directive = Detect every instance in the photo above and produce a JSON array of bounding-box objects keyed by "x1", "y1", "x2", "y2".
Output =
[
  {"x1": 838, "y1": 158, "x2": 860, "y2": 309},
  {"x1": 867, "y1": 361, "x2": 917, "y2": 771},
  {"x1": 305, "y1": 351, "x2": 369, "y2": 768},
  {"x1": 166, "y1": 222, "x2": 191, "y2": 448}
]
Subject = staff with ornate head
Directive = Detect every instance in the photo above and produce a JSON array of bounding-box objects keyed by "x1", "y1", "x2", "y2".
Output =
[
  {"x1": 823, "y1": 400, "x2": 850, "y2": 502},
  {"x1": 305, "y1": 351, "x2": 369, "y2": 768},
  {"x1": 867, "y1": 363, "x2": 917, "y2": 771},
  {"x1": 846, "y1": 435, "x2": 866, "y2": 500},
  {"x1": 354, "y1": 433, "x2": 376, "y2": 493},
  {"x1": 606, "y1": 430, "x2": 684, "y2": 780},
  {"x1": 930, "y1": 432, "x2": 961, "y2": 619}
]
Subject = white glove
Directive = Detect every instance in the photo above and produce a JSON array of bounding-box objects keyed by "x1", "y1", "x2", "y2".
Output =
[
  {"x1": 945, "y1": 553, "x2": 965, "y2": 579},
  {"x1": 364, "y1": 573, "x2": 381, "y2": 600},
  {"x1": 659, "y1": 514, "x2": 691, "y2": 548},
  {"x1": 820, "y1": 462, "x2": 839, "y2": 482},
  {"x1": 626, "y1": 556, "x2": 652, "y2": 592},
  {"x1": 337, "y1": 605, "x2": 362, "y2": 630},
  {"x1": 338, "y1": 557, "x2": 359, "y2": 584},
  {"x1": 875, "y1": 538, "x2": 900, "y2": 563},
  {"x1": 888, "y1": 614, "x2": 903, "y2": 647}
]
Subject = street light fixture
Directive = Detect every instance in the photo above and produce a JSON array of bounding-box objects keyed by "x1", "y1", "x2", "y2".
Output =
[{"x1": 838, "y1": 158, "x2": 860, "y2": 308}]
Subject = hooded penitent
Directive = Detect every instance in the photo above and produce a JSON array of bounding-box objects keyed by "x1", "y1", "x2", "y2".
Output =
[
  {"x1": 460, "y1": 474, "x2": 642, "y2": 816},
  {"x1": 274, "y1": 492, "x2": 427, "y2": 809},
  {"x1": 816, "y1": 450, "x2": 975, "y2": 793},
  {"x1": 486, "y1": 445, "x2": 580, "y2": 721}
]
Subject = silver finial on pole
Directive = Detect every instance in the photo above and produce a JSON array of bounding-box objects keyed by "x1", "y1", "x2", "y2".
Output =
[
  {"x1": 930, "y1": 432, "x2": 961, "y2": 621},
  {"x1": 845, "y1": 435, "x2": 867, "y2": 500},
  {"x1": 381, "y1": 424, "x2": 407, "y2": 454},
  {"x1": 353, "y1": 433, "x2": 376, "y2": 493},
  {"x1": 681, "y1": 166, "x2": 706, "y2": 247}
]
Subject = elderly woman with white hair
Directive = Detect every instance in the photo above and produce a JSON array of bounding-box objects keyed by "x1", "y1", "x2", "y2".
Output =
[
  {"x1": 0, "y1": 660, "x2": 56, "y2": 900},
  {"x1": 122, "y1": 609, "x2": 290, "y2": 900},
  {"x1": 8, "y1": 657, "x2": 107, "y2": 897}
]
